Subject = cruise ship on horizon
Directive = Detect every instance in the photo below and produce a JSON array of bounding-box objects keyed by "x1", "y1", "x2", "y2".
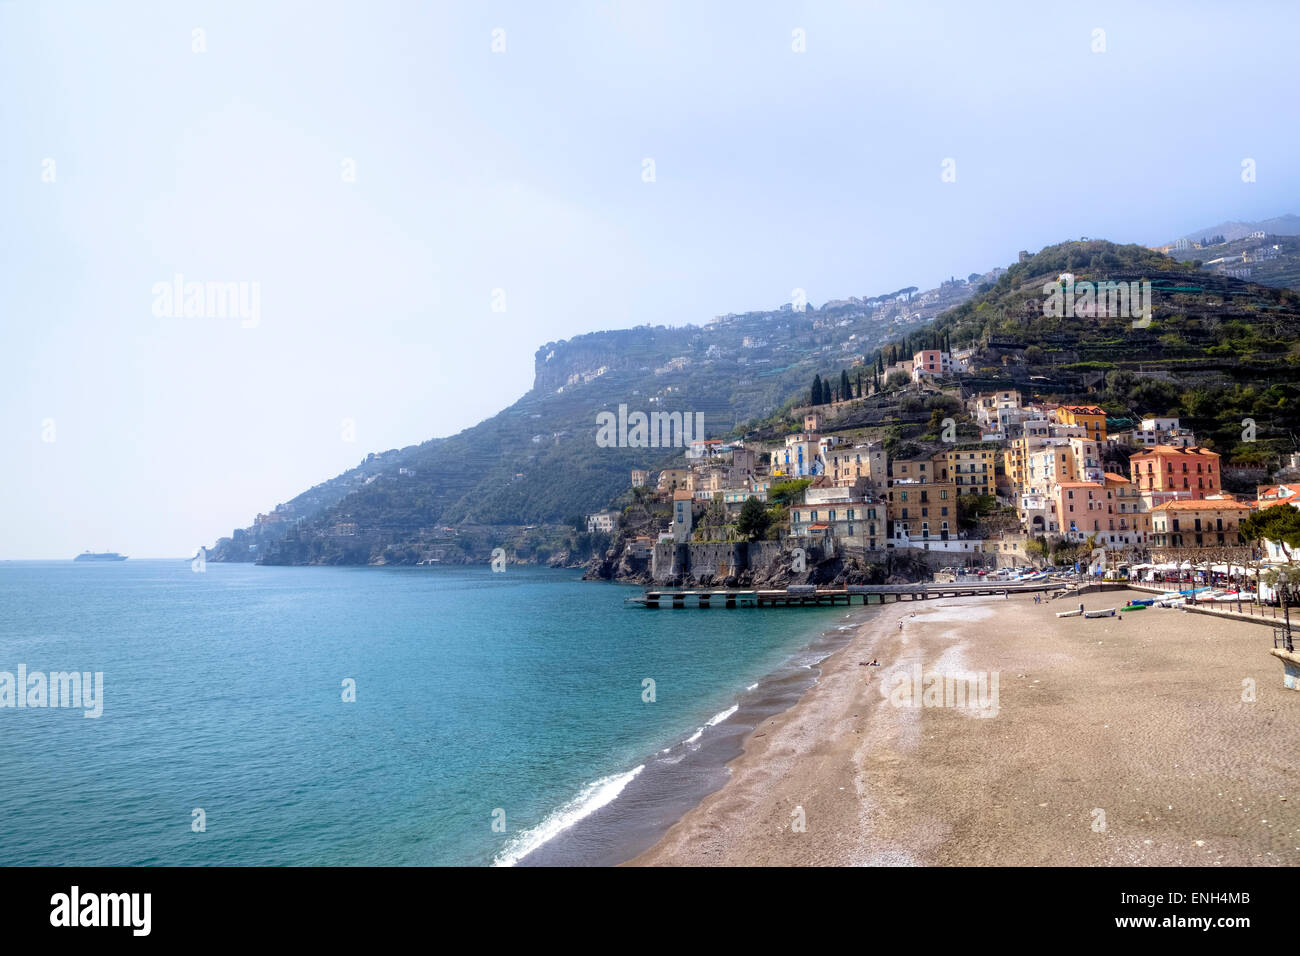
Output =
[{"x1": 73, "y1": 551, "x2": 128, "y2": 561}]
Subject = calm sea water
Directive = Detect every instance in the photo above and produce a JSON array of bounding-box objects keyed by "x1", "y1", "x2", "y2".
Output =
[{"x1": 0, "y1": 560, "x2": 850, "y2": 866}]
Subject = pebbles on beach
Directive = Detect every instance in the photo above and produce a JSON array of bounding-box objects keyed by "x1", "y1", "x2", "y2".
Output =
[{"x1": 630, "y1": 590, "x2": 1299, "y2": 867}]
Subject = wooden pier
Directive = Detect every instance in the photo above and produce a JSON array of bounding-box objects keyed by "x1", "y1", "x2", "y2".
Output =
[{"x1": 626, "y1": 581, "x2": 1067, "y2": 608}]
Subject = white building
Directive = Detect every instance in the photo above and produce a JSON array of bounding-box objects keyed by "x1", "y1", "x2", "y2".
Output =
[{"x1": 586, "y1": 512, "x2": 619, "y2": 534}]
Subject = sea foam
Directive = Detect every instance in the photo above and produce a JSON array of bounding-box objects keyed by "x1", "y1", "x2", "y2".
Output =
[{"x1": 492, "y1": 765, "x2": 645, "y2": 867}]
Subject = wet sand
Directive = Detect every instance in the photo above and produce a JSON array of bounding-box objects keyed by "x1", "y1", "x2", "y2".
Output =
[{"x1": 629, "y1": 590, "x2": 1300, "y2": 866}]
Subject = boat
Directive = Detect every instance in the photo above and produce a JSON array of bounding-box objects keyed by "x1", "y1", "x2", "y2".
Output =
[
  {"x1": 73, "y1": 551, "x2": 128, "y2": 562},
  {"x1": 1055, "y1": 608, "x2": 1083, "y2": 618},
  {"x1": 1083, "y1": 608, "x2": 1116, "y2": 618},
  {"x1": 1128, "y1": 598, "x2": 1155, "y2": 606},
  {"x1": 1119, "y1": 603, "x2": 1147, "y2": 612}
]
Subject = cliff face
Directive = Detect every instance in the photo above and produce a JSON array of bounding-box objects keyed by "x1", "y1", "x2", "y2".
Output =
[
  {"x1": 586, "y1": 539, "x2": 942, "y2": 589},
  {"x1": 210, "y1": 298, "x2": 936, "y2": 564}
]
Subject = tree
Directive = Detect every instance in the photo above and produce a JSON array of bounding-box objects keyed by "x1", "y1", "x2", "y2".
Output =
[
  {"x1": 769, "y1": 478, "x2": 813, "y2": 507},
  {"x1": 885, "y1": 370, "x2": 911, "y2": 390},
  {"x1": 840, "y1": 369, "x2": 851, "y2": 402},
  {"x1": 1242, "y1": 504, "x2": 1300, "y2": 563},
  {"x1": 736, "y1": 496, "x2": 772, "y2": 541},
  {"x1": 810, "y1": 374, "x2": 823, "y2": 406}
]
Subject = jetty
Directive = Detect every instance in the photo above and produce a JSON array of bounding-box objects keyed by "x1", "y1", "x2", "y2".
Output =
[{"x1": 626, "y1": 581, "x2": 1066, "y2": 608}]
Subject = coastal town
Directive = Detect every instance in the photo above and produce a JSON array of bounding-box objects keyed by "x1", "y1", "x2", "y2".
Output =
[{"x1": 590, "y1": 342, "x2": 1300, "y2": 595}]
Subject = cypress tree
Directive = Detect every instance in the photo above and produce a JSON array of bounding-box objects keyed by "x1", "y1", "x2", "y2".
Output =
[
  {"x1": 840, "y1": 369, "x2": 851, "y2": 401},
  {"x1": 810, "y1": 374, "x2": 823, "y2": 406}
]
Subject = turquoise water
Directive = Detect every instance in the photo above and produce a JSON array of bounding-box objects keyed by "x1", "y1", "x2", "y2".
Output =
[{"x1": 0, "y1": 561, "x2": 848, "y2": 866}]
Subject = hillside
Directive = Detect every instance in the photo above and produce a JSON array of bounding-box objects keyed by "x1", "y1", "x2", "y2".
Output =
[
  {"x1": 207, "y1": 271, "x2": 996, "y2": 564},
  {"x1": 210, "y1": 238, "x2": 1300, "y2": 566},
  {"x1": 1172, "y1": 213, "x2": 1300, "y2": 245},
  {"x1": 888, "y1": 240, "x2": 1300, "y2": 476}
]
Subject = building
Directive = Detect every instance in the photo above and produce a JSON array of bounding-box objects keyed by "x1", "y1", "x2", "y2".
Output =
[
  {"x1": 945, "y1": 447, "x2": 997, "y2": 497},
  {"x1": 1256, "y1": 482, "x2": 1300, "y2": 505},
  {"x1": 775, "y1": 432, "x2": 823, "y2": 477},
  {"x1": 686, "y1": 439, "x2": 724, "y2": 461},
  {"x1": 1129, "y1": 445, "x2": 1221, "y2": 503},
  {"x1": 887, "y1": 455, "x2": 957, "y2": 544},
  {"x1": 671, "y1": 490, "x2": 694, "y2": 543},
  {"x1": 1147, "y1": 498, "x2": 1250, "y2": 552},
  {"x1": 586, "y1": 512, "x2": 619, "y2": 534},
  {"x1": 824, "y1": 442, "x2": 887, "y2": 487},
  {"x1": 1053, "y1": 475, "x2": 1147, "y2": 548},
  {"x1": 630, "y1": 469, "x2": 650, "y2": 488},
  {"x1": 911, "y1": 349, "x2": 953, "y2": 381},
  {"x1": 789, "y1": 490, "x2": 886, "y2": 550},
  {"x1": 1055, "y1": 405, "x2": 1107, "y2": 443},
  {"x1": 656, "y1": 468, "x2": 689, "y2": 494},
  {"x1": 1119, "y1": 416, "x2": 1196, "y2": 448},
  {"x1": 1067, "y1": 437, "x2": 1105, "y2": 484},
  {"x1": 1003, "y1": 419, "x2": 1084, "y2": 499},
  {"x1": 970, "y1": 389, "x2": 1023, "y2": 430},
  {"x1": 1025, "y1": 439, "x2": 1078, "y2": 495}
]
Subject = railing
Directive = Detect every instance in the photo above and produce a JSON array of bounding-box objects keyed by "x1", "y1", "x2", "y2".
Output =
[{"x1": 1274, "y1": 626, "x2": 1296, "y2": 653}]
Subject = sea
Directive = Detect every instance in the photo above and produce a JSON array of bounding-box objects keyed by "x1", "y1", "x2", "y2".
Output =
[{"x1": 0, "y1": 560, "x2": 868, "y2": 866}]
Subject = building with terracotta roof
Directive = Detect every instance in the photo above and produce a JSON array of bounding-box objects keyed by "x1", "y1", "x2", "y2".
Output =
[
  {"x1": 1129, "y1": 445, "x2": 1221, "y2": 504},
  {"x1": 1257, "y1": 482, "x2": 1300, "y2": 505},
  {"x1": 1051, "y1": 472, "x2": 1150, "y2": 548},
  {"x1": 1147, "y1": 497, "x2": 1250, "y2": 551}
]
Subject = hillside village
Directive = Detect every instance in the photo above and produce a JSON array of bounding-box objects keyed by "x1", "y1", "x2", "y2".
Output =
[{"x1": 587, "y1": 341, "x2": 1300, "y2": 587}]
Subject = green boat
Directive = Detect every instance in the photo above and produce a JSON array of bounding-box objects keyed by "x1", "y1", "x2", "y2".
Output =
[{"x1": 1119, "y1": 603, "x2": 1147, "y2": 612}]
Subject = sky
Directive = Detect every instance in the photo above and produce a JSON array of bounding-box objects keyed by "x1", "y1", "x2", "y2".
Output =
[{"x1": 3, "y1": 0, "x2": 1299, "y2": 559}]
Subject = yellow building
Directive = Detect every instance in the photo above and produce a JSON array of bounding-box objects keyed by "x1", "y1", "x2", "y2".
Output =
[
  {"x1": 944, "y1": 447, "x2": 996, "y2": 497},
  {"x1": 1055, "y1": 405, "x2": 1107, "y2": 443}
]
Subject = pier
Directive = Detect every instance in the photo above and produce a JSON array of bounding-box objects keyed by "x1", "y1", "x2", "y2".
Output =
[{"x1": 626, "y1": 581, "x2": 1067, "y2": 608}]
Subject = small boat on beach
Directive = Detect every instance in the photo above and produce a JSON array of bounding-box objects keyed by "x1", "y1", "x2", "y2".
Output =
[
  {"x1": 1083, "y1": 608, "x2": 1116, "y2": 618},
  {"x1": 1119, "y1": 603, "x2": 1147, "y2": 612},
  {"x1": 1055, "y1": 608, "x2": 1083, "y2": 618}
]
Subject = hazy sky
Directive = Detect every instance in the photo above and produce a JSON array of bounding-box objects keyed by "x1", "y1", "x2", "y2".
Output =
[{"x1": 4, "y1": 0, "x2": 1298, "y2": 558}]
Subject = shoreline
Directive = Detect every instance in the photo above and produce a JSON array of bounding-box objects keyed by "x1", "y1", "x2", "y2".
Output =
[
  {"x1": 629, "y1": 589, "x2": 1300, "y2": 866},
  {"x1": 511, "y1": 603, "x2": 877, "y2": 866}
]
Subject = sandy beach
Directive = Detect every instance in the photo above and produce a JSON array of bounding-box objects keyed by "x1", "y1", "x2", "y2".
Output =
[{"x1": 629, "y1": 590, "x2": 1300, "y2": 866}]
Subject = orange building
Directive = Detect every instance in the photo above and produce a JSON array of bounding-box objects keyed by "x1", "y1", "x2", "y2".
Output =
[
  {"x1": 1129, "y1": 445, "x2": 1220, "y2": 502},
  {"x1": 1147, "y1": 498, "x2": 1250, "y2": 551},
  {"x1": 1054, "y1": 475, "x2": 1149, "y2": 549},
  {"x1": 1055, "y1": 405, "x2": 1107, "y2": 443}
]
